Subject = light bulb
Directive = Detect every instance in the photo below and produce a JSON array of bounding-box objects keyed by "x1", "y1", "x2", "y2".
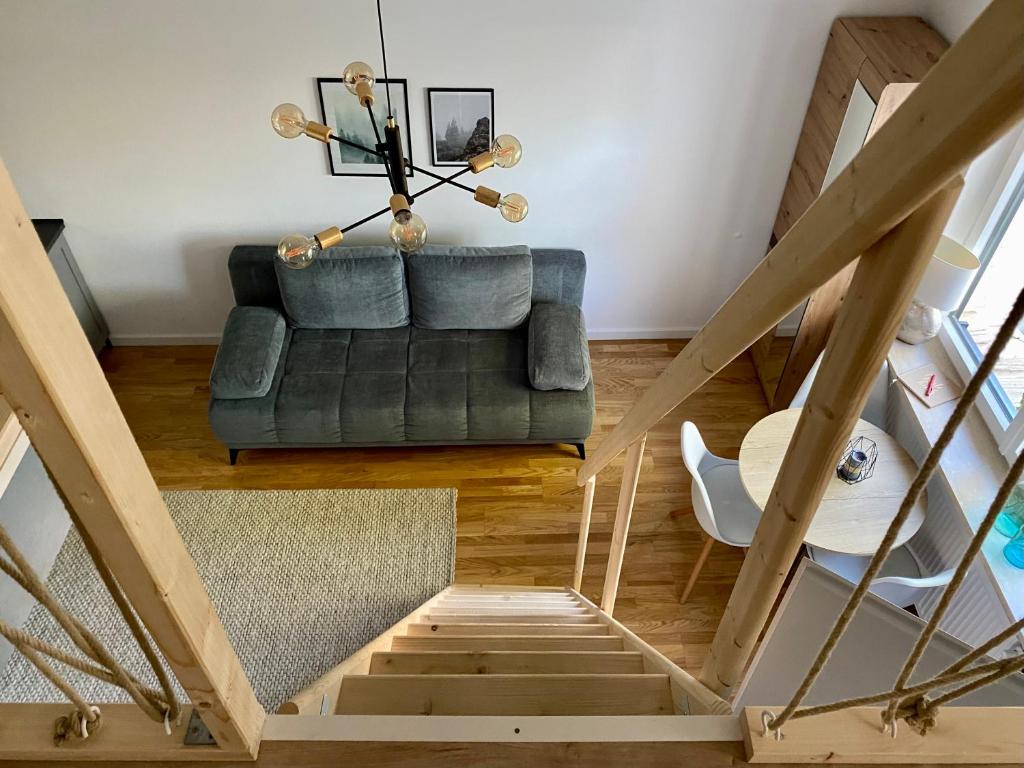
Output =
[
  {"x1": 388, "y1": 211, "x2": 428, "y2": 253},
  {"x1": 490, "y1": 134, "x2": 522, "y2": 168},
  {"x1": 342, "y1": 61, "x2": 376, "y2": 95},
  {"x1": 271, "y1": 103, "x2": 308, "y2": 139},
  {"x1": 277, "y1": 233, "x2": 320, "y2": 269},
  {"x1": 498, "y1": 193, "x2": 529, "y2": 223}
]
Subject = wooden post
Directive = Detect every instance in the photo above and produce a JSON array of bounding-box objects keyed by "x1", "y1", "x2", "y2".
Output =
[
  {"x1": 600, "y1": 434, "x2": 647, "y2": 615},
  {"x1": 699, "y1": 181, "x2": 963, "y2": 697},
  {"x1": 572, "y1": 476, "x2": 596, "y2": 591},
  {"x1": 0, "y1": 158, "x2": 264, "y2": 755}
]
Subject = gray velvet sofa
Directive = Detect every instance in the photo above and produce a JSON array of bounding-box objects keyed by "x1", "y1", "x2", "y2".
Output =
[{"x1": 208, "y1": 244, "x2": 594, "y2": 464}]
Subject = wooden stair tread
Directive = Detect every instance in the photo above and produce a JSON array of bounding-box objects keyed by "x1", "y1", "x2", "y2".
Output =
[
  {"x1": 425, "y1": 614, "x2": 598, "y2": 624},
  {"x1": 442, "y1": 592, "x2": 578, "y2": 600},
  {"x1": 369, "y1": 651, "x2": 645, "y2": 675},
  {"x1": 447, "y1": 585, "x2": 569, "y2": 593},
  {"x1": 406, "y1": 623, "x2": 608, "y2": 636},
  {"x1": 392, "y1": 636, "x2": 623, "y2": 652},
  {"x1": 440, "y1": 606, "x2": 585, "y2": 610},
  {"x1": 335, "y1": 674, "x2": 675, "y2": 715},
  {"x1": 429, "y1": 607, "x2": 589, "y2": 616}
]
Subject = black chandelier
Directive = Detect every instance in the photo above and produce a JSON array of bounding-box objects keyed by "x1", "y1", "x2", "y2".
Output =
[{"x1": 269, "y1": 1, "x2": 526, "y2": 269}]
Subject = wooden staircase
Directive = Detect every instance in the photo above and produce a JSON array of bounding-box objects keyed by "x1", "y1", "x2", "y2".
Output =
[{"x1": 282, "y1": 585, "x2": 730, "y2": 718}]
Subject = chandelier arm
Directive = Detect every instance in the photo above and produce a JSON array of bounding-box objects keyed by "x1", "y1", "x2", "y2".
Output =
[
  {"x1": 408, "y1": 172, "x2": 473, "y2": 201},
  {"x1": 340, "y1": 205, "x2": 393, "y2": 234},
  {"x1": 404, "y1": 163, "x2": 475, "y2": 194},
  {"x1": 330, "y1": 134, "x2": 386, "y2": 159}
]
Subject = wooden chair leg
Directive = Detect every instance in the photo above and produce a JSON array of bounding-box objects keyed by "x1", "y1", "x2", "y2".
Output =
[{"x1": 680, "y1": 536, "x2": 715, "y2": 605}]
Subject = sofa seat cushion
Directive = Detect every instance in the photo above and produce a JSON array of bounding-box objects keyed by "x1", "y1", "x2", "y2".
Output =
[
  {"x1": 275, "y1": 327, "x2": 410, "y2": 443},
  {"x1": 528, "y1": 303, "x2": 591, "y2": 391},
  {"x1": 275, "y1": 246, "x2": 409, "y2": 329},
  {"x1": 209, "y1": 324, "x2": 594, "y2": 446},
  {"x1": 209, "y1": 306, "x2": 286, "y2": 399},
  {"x1": 407, "y1": 246, "x2": 532, "y2": 330}
]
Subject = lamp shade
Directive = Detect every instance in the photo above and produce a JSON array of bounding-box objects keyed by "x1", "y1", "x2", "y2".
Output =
[{"x1": 914, "y1": 236, "x2": 980, "y2": 310}]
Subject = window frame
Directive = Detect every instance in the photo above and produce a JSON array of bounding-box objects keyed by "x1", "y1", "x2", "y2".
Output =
[{"x1": 937, "y1": 132, "x2": 1024, "y2": 463}]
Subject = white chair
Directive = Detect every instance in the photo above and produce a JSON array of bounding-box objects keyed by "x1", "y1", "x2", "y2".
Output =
[
  {"x1": 679, "y1": 421, "x2": 763, "y2": 603},
  {"x1": 789, "y1": 354, "x2": 892, "y2": 429},
  {"x1": 806, "y1": 541, "x2": 955, "y2": 609}
]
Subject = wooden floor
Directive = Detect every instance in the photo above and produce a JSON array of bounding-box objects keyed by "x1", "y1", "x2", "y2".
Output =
[{"x1": 100, "y1": 338, "x2": 789, "y2": 677}]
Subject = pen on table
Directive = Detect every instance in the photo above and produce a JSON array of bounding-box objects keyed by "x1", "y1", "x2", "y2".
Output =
[{"x1": 924, "y1": 373, "x2": 936, "y2": 397}]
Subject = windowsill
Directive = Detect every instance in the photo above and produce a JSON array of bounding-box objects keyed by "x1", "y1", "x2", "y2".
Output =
[{"x1": 887, "y1": 337, "x2": 1022, "y2": 624}]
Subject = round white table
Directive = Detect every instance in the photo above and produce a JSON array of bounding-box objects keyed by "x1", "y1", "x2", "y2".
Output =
[{"x1": 738, "y1": 408, "x2": 927, "y2": 556}]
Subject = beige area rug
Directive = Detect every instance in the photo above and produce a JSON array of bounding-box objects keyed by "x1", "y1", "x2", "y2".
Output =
[{"x1": 0, "y1": 488, "x2": 456, "y2": 711}]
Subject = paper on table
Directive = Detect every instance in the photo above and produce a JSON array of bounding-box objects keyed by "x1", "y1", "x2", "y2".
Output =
[{"x1": 896, "y1": 362, "x2": 962, "y2": 407}]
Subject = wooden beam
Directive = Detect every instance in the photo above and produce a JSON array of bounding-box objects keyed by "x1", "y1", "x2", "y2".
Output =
[
  {"x1": 577, "y1": 0, "x2": 1023, "y2": 485},
  {"x1": 770, "y1": 83, "x2": 917, "y2": 410},
  {"x1": 742, "y1": 706, "x2": 1024, "y2": 763},
  {"x1": 0, "y1": 395, "x2": 29, "y2": 498},
  {"x1": 572, "y1": 475, "x2": 596, "y2": 591},
  {"x1": 599, "y1": 434, "x2": 646, "y2": 615},
  {"x1": 0, "y1": 158, "x2": 263, "y2": 756},
  {"x1": 700, "y1": 181, "x2": 962, "y2": 697},
  {"x1": 0, "y1": 396, "x2": 21, "y2": 466},
  {"x1": 0, "y1": 705, "x2": 241, "y2": 763}
]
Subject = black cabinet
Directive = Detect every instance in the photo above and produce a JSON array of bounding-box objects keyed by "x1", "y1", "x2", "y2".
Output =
[{"x1": 32, "y1": 219, "x2": 109, "y2": 353}]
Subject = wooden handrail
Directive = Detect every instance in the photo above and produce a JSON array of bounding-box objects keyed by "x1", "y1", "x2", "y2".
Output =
[{"x1": 576, "y1": 0, "x2": 1024, "y2": 486}]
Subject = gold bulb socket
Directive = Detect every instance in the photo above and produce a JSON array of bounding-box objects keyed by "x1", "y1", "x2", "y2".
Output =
[
  {"x1": 473, "y1": 186, "x2": 501, "y2": 208},
  {"x1": 468, "y1": 152, "x2": 495, "y2": 174},
  {"x1": 303, "y1": 122, "x2": 333, "y2": 143},
  {"x1": 355, "y1": 81, "x2": 375, "y2": 107},
  {"x1": 386, "y1": 116, "x2": 397, "y2": 129},
  {"x1": 389, "y1": 194, "x2": 411, "y2": 216},
  {"x1": 314, "y1": 227, "x2": 343, "y2": 249}
]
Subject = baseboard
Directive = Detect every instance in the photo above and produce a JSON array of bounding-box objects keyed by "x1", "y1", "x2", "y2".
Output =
[
  {"x1": 587, "y1": 324, "x2": 798, "y2": 340},
  {"x1": 109, "y1": 334, "x2": 222, "y2": 346},
  {"x1": 587, "y1": 328, "x2": 700, "y2": 340}
]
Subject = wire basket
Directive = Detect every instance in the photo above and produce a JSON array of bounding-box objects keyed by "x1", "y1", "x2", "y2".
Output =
[{"x1": 836, "y1": 436, "x2": 878, "y2": 484}]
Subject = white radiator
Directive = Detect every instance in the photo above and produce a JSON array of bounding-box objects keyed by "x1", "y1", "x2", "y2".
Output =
[{"x1": 886, "y1": 386, "x2": 1022, "y2": 656}]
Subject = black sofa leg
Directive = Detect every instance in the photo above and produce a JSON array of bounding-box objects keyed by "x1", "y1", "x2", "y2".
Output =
[
  {"x1": 575, "y1": 443, "x2": 586, "y2": 460},
  {"x1": 228, "y1": 448, "x2": 240, "y2": 466}
]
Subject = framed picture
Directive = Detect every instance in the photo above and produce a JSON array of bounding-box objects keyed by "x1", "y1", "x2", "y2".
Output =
[
  {"x1": 316, "y1": 77, "x2": 413, "y2": 177},
  {"x1": 427, "y1": 88, "x2": 495, "y2": 166}
]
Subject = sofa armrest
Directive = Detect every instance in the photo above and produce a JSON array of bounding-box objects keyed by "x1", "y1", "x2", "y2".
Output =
[
  {"x1": 528, "y1": 303, "x2": 591, "y2": 391},
  {"x1": 210, "y1": 306, "x2": 286, "y2": 399}
]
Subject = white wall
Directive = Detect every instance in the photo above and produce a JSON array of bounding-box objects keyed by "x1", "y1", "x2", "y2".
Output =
[{"x1": 0, "y1": 0, "x2": 972, "y2": 342}]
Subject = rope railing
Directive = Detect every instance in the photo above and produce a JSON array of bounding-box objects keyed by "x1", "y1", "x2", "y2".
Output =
[
  {"x1": 0, "y1": 502, "x2": 180, "y2": 745},
  {"x1": 763, "y1": 285, "x2": 1024, "y2": 740}
]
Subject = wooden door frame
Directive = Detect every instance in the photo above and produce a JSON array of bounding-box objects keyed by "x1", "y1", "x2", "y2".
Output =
[{"x1": 750, "y1": 17, "x2": 948, "y2": 409}]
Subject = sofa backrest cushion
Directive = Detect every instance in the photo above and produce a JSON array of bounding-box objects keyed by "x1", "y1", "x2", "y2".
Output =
[
  {"x1": 407, "y1": 245, "x2": 533, "y2": 330},
  {"x1": 275, "y1": 246, "x2": 409, "y2": 329},
  {"x1": 531, "y1": 249, "x2": 586, "y2": 308}
]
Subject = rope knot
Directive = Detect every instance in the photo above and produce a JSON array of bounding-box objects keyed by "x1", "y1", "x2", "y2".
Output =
[
  {"x1": 53, "y1": 705, "x2": 102, "y2": 745},
  {"x1": 896, "y1": 696, "x2": 938, "y2": 736}
]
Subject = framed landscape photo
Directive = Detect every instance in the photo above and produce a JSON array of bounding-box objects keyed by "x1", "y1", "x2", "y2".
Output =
[
  {"x1": 317, "y1": 77, "x2": 413, "y2": 177},
  {"x1": 427, "y1": 88, "x2": 494, "y2": 166}
]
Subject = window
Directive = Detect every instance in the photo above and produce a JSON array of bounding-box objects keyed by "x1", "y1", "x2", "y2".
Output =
[{"x1": 940, "y1": 149, "x2": 1024, "y2": 461}]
